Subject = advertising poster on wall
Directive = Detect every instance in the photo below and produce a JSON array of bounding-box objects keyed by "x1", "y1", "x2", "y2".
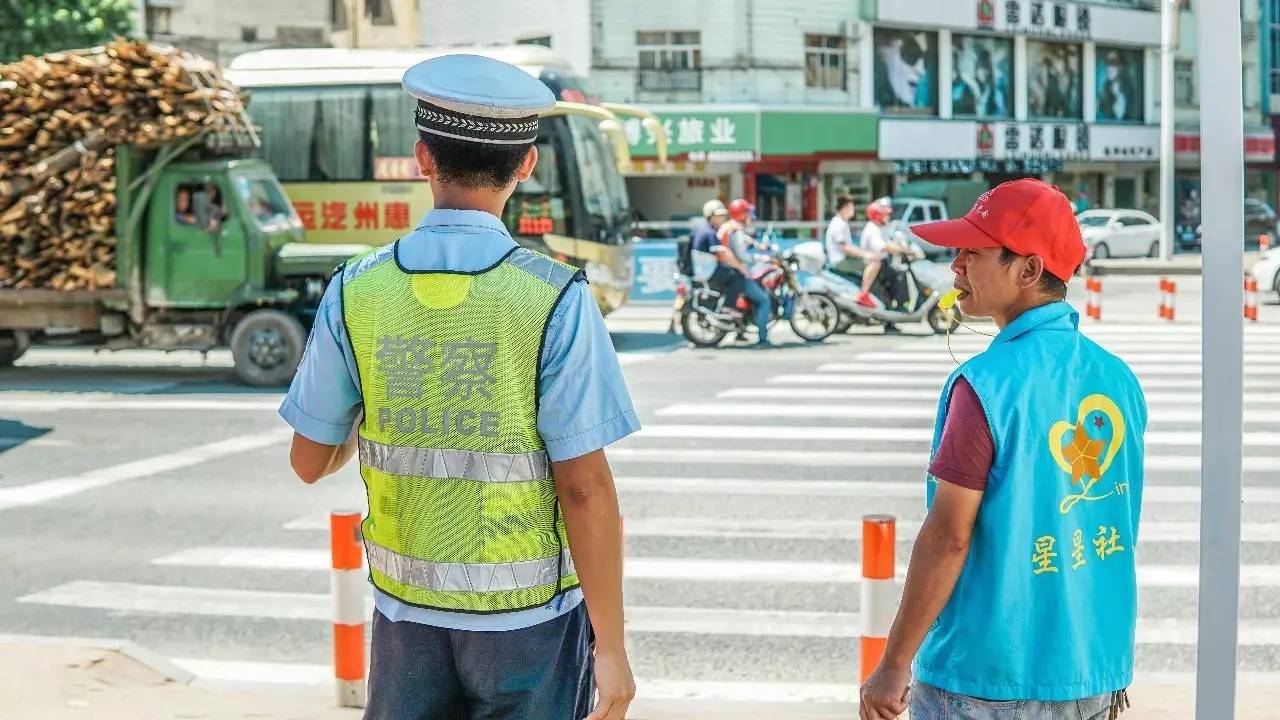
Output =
[
  {"x1": 1028, "y1": 41, "x2": 1082, "y2": 119},
  {"x1": 951, "y1": 34, "x2": 1014, "y2": 118},
  {"x1": 1095, "y1": 46, "x2": 1145, "y2": 122},
  {"x1": 874, "y1": 28, "x2": 938, "y2": 114}
]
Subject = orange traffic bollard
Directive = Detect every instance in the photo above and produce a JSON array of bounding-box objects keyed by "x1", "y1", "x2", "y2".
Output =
[
  {"x1": 1159, "y1": 278, "x2": 1177, "y2": 321},
  {"x1": 1085, "y1": 277, "x2": 1102, "y2": 321},
  {"x1": 1246, "y1": 277, "x2": 1259, "y2": 322},
  {"x1": 860, "y1": 515, "x2": 896, "y2": 683},
  {"x1": 331, "y1": 510, "x2": 367, "y2": 708},
  {"x1": 1260, "y1": 234, "x2": 1271, "y2": 252}
]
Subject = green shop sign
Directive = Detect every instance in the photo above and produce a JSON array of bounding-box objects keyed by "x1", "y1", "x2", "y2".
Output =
[
  {"x1": 625, "y1": 107, "x2": 877, "y2": 160},
  {"x1": 625, "y1": 110, "x2": 757, "y2": 159}
]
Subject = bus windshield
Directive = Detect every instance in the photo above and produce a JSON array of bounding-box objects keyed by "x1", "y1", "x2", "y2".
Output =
[{"x1": 567, "y1": 116, "x2": 630, "y2": 232}]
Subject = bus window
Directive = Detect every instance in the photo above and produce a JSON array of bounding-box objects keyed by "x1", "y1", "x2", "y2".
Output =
[
  {"x1": 371, "y1": 86, "x2": 418, "y2": 160},
  {"x1": 249, "y1": 86, "x2": 369, "y2": 181},
  {"x1": 567, "y1": 116, "x2": 630, "y2": 240},
  {"x1": 507, "y1": 131, "x2": 572, "y2": 237}
]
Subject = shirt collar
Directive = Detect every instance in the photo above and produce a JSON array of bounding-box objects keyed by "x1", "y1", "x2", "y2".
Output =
[
  {"x1": 992, "y1": 300, "x2": 1079, "y2": 346},
  {"x1": 396, "y1": 208, "x2": 518, "y2": 273},
  {"x1": 416, "y1": 208, "x2": 512, "y2": 234}
]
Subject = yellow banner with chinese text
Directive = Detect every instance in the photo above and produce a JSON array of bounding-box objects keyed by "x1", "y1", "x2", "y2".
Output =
[{"x1": 282, "y1": 182, "x2": 434, "y2": 246}]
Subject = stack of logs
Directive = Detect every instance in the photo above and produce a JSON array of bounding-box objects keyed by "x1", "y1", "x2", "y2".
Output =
[{"x1": 0, "y1": 40, "x2": 247, "y2": 290}]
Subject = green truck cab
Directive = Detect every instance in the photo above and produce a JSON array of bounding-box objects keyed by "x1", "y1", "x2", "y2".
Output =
[{"x1": 0, "y1": 137, "x2": 368, "y2": 385}]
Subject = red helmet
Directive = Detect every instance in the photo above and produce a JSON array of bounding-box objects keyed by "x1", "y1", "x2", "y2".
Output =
[
  {"x1": 728, "y1": 198, "x2": 754, "y2": 223},
  {"x1": 866, "y1": 197, "x2": 893, "y2": 224}
]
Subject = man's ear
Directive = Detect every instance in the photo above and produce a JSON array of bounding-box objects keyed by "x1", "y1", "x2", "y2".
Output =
[
  {"x1": 414, "y1": 139, "x2": 436, "y2": 179},
  {"x1": 514, "y1": 145, "x2": 538, "y2": 183},
  {"x1": 1021, "y1": 255, "x2": 1047, "y2": 290}
]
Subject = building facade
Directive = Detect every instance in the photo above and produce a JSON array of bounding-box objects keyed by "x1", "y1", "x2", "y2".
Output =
[
  {"x1": 141, "y1": 0, "x2": 419, "y2": 65},
  {"x1": 420, "y1": 0, "x2": 1271, "y2": 225}
]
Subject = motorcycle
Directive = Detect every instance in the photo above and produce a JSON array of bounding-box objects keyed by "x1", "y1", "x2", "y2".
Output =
[
  {"x1": 673, "y1": 241, "x2": 840, "y2": 348},
  {"x1": 791, "y1": 230, "x2": 961, "y2": 335}
]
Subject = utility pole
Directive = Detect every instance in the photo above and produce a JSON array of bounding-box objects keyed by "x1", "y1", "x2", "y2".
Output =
[
  {"x1": 1159, "y1": 0, "x2": 1179, "y2": 262},
  {"x1": 1195, "y1": 0, "x2": 1245, "y2": 717}
]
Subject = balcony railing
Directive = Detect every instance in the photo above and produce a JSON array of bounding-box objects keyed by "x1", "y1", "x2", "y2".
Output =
[{"x1": 637, "y1": 69, "x2": 702, "y2": 92}]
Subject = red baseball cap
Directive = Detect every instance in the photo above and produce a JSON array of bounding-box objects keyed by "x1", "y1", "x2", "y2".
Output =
[{"x1": 912, "y1": 178, "x2": 1086, "y2": 281}]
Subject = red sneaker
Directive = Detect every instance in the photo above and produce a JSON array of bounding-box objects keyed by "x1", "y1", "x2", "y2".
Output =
[{"x1": 856, "y1": 291, "x2": 877, "y2": 308}]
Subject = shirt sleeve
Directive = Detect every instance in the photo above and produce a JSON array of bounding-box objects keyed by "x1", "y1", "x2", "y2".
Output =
[
  {"x1": 927, "y1": 376, "x2": 995, "y2": 492},
  {"x1": 537, "y1": 279, "x2": 641, "y2": 461},
  {"x1": 278, "y1": 274, "x2": 363, "y2": 445}
]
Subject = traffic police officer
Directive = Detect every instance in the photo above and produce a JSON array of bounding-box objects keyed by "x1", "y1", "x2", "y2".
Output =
[{"x1": 280, "y1": 53, "x2": 638, "y2": 720}]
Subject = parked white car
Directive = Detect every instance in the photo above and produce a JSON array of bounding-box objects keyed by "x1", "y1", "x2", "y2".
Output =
[
  {"x1": 890, "y1": 198, "x2": 952, "y2": 258},
  {"x1": 1253, "y1": 245, "x2": 1280, "y2": 302},
  {"x1": 1077, "y1": 209, "x2": 1162, "y2": 259}
]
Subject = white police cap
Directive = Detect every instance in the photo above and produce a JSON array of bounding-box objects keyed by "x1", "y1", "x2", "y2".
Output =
[{"x1": 402, "y1": 54, "x2": 557, "y2": 145}]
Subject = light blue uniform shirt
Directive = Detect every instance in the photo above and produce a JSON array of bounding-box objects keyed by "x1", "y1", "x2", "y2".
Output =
[{"x1": 280, "y1": 209, "x2": 640, "y2": 631}]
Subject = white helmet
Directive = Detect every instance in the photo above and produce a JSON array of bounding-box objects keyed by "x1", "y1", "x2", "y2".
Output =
[{"x1": 702, "y1": 199, "x2": 729, "y2": 219}]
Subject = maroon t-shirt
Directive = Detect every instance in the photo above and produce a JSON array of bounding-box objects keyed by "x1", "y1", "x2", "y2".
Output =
[{"x1": 927, "y1": 376, "x2": 995, "y2": 491}]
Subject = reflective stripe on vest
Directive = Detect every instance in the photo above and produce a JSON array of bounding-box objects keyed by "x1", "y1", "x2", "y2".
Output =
[
  {"x1": 358, "y1": 437, "x2": 551, "y2": 483},
  {"x1": 365, "y1": 538, "x2": 575, "y2": 593},
  {"x1": 342, "y1": 243, "x2": 583, "y2": 614}
]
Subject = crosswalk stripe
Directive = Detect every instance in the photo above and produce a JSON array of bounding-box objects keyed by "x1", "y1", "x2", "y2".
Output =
[
  {"x1": 26, "y1": 581, "x2": 1280, "y2": 644},
  {"x1": 817, "y1": 362, "x2": 1280, "y2": 376},
  {"x1": 607, "y1": 447, "x2": 1279, "y2": 473},
  {"x1": 172, "y1": 657, "x2": 866, "y2": 703},
  {"x1": 719, "y1": 387, "x2": 1280, "y2": 405},
  {"x1": 166, "y1": 657, "x2": 1280, "y2": 696},
  {"x1": 658, "y1": 402, "x2": 1280, "y2": 425},
  {"x1": 17, "y1": 581, "x2": 344, "y2": 620},
  {"x1": 861, "y1": 351, "x2": 1280, "y2": 363},
  {"x1": 0, "y1": 398, "x2": 283, "y2": 412},
  {"x1": 283, "y1": 512, "x2": 1280, "y2": 540},
  {"x1": 0, "y1": 429, "x2": 293, "y2": 513},
  {"x1": 768, "y1": 374, "x2": 1275, "y2": 390},
  {"x1": 143, "y1": 548, "x2": 1280, "y2": 587},
  {"x1": 634, "y1": 424, "x2": 1280, "y2": 447}
]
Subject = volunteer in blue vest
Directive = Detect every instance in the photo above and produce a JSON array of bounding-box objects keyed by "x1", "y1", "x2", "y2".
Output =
[
  {"x1": 859, "y1": 179, "x2": 1146, "y2": 720},
  {"x1": 279, "y1": 54, "x2": 638, "y2": 720}
]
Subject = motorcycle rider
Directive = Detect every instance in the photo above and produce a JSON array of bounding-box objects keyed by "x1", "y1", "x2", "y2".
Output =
[
  {"x1": 860, "y1": 197, "x2": 912, "y2": 307},
  {"x1": 826, "y1": 194, "x2": 867, "y2": 275},
  {"x1": 692, "y1": 199, "x2": 730, "y2": 258},
  {"x1": 714, "y1": 199, "x2": 773, "y2": 347}
]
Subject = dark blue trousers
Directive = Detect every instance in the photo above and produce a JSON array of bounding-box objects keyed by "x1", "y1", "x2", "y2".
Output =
[{"x1": 363, "y1": 604, "x2": 595, "y2": 720}]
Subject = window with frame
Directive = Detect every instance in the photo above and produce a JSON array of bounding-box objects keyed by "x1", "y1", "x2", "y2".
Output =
[
  {"x1": 367, "y1": 0, "x2": 395, "y2": 26},
  {"x1": 637, "y1": 31, "x2": 702, "y2": 91},
  {"x1": 805, "y1": 34, "x2": 847, "y2": 90},
  {"x1": 1174, "y1": 58, "x2": 1196, "y2": 106},
  {"x1": 1270, "y1": 0, "x2": 1280, "y2": 94},
  {"x1": 145, "y1": 6, "x2": 172, "y2": 36}
]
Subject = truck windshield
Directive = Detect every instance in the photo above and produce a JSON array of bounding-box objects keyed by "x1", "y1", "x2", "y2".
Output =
[
  {"x1": 234, "y1": 175, "x2": 297, "y2": 230},
  {"x1": 567, "y1": 116, "x2": 630, "y2": 235}
]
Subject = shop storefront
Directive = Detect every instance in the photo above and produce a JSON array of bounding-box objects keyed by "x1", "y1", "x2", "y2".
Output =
[
  {"x1": 624, "y1": 106, "x2": 879, "y2": 225},
  {"x1": 867, "y1": 0, "x2": 1161, "y2": 211},
  {"x1": 1171, "y1": 128, "x2": 1277, "y2": 246},
  {"x1": 880, "y1": 118, "x2": 1159, "y2": 209}
]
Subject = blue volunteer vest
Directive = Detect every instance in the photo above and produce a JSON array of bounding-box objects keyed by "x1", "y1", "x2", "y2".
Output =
[{"x1": 914, "y1": 302, "x2": 1147, "y2": 701}]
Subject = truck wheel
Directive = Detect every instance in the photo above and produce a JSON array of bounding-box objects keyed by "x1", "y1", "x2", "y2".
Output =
[
  {"x1": 0, "y1": 331, "x2": 29, "y2": 368},
  {"x1": 230, "y1": 310, "x2": 306, "y2": 386}
]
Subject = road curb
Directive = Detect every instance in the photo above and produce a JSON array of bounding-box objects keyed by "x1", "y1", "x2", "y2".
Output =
[{"x1": 0, "y1": 633, "x2": 196, "y2": 685}]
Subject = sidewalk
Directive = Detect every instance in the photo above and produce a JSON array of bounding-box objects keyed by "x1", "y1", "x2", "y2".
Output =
[{"x1": 5, "y1": 636, "x2": 1280, "y2": 720}]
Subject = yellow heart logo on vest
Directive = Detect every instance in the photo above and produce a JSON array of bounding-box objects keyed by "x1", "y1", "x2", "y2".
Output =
[{"x1": 1047, "y1": 394, "x2": 1126, "y2": 515}]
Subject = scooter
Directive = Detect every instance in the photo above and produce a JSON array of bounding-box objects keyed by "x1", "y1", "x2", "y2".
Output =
[
  {"x1": 791, "y1": 232, "x2": 961, "y2": 335},
  {"x1": 674, "y1": 243, "x2": 840, "y2": 348}
]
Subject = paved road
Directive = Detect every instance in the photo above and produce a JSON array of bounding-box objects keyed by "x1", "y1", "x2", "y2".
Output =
[{"x1": 2, "y1": 297, "x2": 1279, "y2": 716}]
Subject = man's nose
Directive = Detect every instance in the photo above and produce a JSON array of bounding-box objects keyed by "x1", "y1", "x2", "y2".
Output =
[{"x1": 951, "y1": 252, "x2": 967, "y2": 276}]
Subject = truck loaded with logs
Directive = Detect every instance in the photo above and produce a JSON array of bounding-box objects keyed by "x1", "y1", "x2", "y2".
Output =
[{"x1": 0, "y1": 41, "x2": 366, "y2": 385}]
